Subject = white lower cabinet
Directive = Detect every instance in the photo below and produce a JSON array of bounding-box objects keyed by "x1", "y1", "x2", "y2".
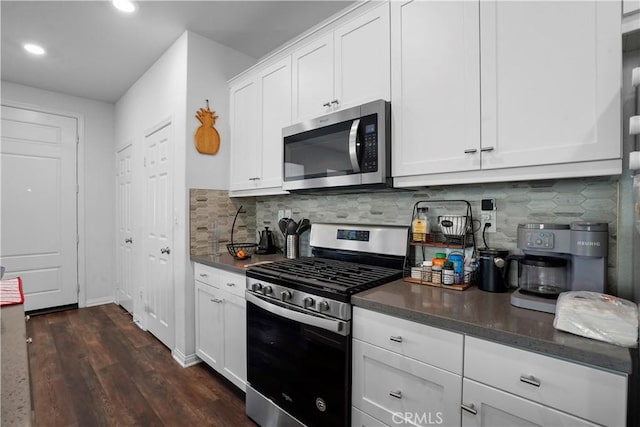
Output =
[
  {"x1": 461, "y1": 379, "x2": 597, "y2": 427},
  {"x1": 194, "y1": 263, "x2": 246, "y2": 391},
  {"x1": 352, "y1": 308, "x2": 463, "y2": 427}
]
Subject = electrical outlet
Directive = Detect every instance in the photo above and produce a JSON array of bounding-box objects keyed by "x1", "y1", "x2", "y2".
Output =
[
  {"x1": 481, "y1": 198, "x2": 497, "y2": 233},
  {"x1": 285, "y1": 209, "x2": 292, "y2": 219},
  {"x1": 278, "y1": 210, "x2": 285, "y2": 221}
]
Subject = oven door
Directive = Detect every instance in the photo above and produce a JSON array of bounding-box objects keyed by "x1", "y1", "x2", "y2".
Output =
[{"x1": 246, "y1": 291, "x2": 350, "y2": 427}]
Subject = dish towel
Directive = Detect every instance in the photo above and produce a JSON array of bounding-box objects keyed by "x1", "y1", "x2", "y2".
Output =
[{"x1": 0, "y1": 277, "x2": 24, "y2": 306}]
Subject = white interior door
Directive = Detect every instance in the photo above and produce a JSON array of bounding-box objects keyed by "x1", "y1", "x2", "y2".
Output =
[
  {"x1": 116, "y1": 144, "x2": 133, "y2": 314},
  {"x1": 0, "y1": 105, "x2": 78, "y2": 311},
  {"x1": 144, "y1": 122, "x2": 174, "y2": 348}
]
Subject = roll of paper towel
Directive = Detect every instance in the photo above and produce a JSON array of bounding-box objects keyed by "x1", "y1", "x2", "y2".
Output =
[{"x1": 630, "y1": 151, "x2": 640, "y2": 171}]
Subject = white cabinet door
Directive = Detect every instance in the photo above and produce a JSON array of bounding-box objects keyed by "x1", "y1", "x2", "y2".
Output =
[
  {"x1": 334, "y1": 4, "x2": 390, "y2": 110},
  {"x1": 461, "y1": 379, "x2": 598, "y2": 427},
  {"x1": 229, "y1": 76, "x2": 259, "y2": 191},
  {"x1": 292, "y1": 33, "x2": 334, "y2": 122},
  {"x1": 258, "y1": 57, "x2": 292, "y2": 190},
  {"x1": 391, "y1": 0, "x2": 480, "y2": 177},
  {"x1": 195, "y1": 282, "x2": 223, "y2": 370},
  {"x1": 352, "y1": 339, "x2": 461, "y2": 427},
  {"x1": 480, "y1": 0, "x2": 621, "y2": 170},
  {"x1": 221, "y1": 291, "x2": 247, "y2": 391}
]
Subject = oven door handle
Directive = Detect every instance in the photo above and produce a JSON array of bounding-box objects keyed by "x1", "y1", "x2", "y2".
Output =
[{"x1": 246, "y1": 292, "x2": 349, "y2": 336}]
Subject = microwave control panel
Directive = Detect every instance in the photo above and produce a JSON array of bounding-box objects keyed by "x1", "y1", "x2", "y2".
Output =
[{"x1": 361, "y1": 114, "x2": 378, "y2": 172}]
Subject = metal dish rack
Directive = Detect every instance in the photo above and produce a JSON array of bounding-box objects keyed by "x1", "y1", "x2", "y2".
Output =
[{"x1": 403, "y1": 200, "x2": 477, "y2": 290}]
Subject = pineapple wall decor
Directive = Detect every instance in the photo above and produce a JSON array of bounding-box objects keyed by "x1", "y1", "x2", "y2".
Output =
[{"x1": 195, "y1": 99, "x2": 221, "y2": 155}]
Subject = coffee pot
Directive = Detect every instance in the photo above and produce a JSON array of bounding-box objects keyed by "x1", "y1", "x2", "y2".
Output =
[{"x1": 257, "y1": 227, "x2": 276, "y2": 254}]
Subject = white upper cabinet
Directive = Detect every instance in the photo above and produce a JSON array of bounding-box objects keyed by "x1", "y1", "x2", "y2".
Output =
[
  {"x1": 292, "y1": 3, "x2": 390, "y2": 122},
  {"x1": 479, "y1": 0, "x2": 621, "y2": 171},
  {"x1": 229, "y1": 56, "x2": 291, "y2": 196},
  {"x1": 391, "y1": 0, "x2": 480, "y2": 177},
  {"x1": 229, "y1": 76, "x2": 259, "y2": 192},
  {"x1": 392, "y1": 0, "x2": 621, "y2": 187}
]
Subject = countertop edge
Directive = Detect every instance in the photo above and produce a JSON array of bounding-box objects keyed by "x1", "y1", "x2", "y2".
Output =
[{"x1": 352, "y1": 296, "x2": 634, "y2": 374}]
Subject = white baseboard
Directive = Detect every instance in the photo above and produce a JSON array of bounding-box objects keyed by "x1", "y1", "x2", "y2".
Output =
[
  {"x1": 172, "y1": 348, "x2": 201, "y2": 368},
  {"x1": 84, "y1": 296, "x2": 116, "y2": 307}
]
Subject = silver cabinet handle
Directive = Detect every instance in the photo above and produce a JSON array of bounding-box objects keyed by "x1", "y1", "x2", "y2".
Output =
[
  {"x1": 461, "y1": 403, "x2": 477, "y2": 415},
  {"x1": 389, "y1": 336, "x2": 403, "y2": 343},
  {"x1": 199, "y1": 273, "x2": 208, "y2": 277},
  {"x1": 480, "y1": 146, "x2": 495, "y2": 152},
  {"x1": 331, "y1": 99, "x2": 339, "y2": 105},
  {"x1": 520, "y1": 375, "x2": 541, "y2": 387},
  {"x1": 160, "y1": 247, "x2": 171, "y2": 254},
  {"x1": 389, "y1": 390, "x2": 402, "y2": 399},
  {"x1": 25, "y1": 315, "x2": 30, "y2": 321},
  {"x1": 226, "y1": 282, "x2": 235, "y2": 287},
  {"x1": 26, "y1": 337, "x2": 33, "y2": 344},
  {"x1": 248, "y1": 177, "x2": 261, "y2": 181},
  {"x1": 125, "y1": 237, "x2": 133, "y2": 243},
  {"x1": 210, "y1": 298, "x2": 223, "y2": 303},
  {"x1": 464, "y1": 148, "x2": 478, "y2": 154},
  {"x1": 323, "y1": 102, "x2": 331, "y2": 107}
]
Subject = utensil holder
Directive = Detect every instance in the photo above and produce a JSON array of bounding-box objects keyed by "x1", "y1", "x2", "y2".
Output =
[{"x1": 286, "y1": 235, "x2": 299, "y2": 259}]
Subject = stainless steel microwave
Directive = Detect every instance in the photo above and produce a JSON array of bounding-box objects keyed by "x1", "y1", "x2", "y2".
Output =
[{"x1": 282, "y1": 99, "x2": 391, "y2": 191}]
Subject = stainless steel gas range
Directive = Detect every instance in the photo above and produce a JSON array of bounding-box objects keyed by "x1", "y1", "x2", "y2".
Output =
[{"x1": 245, "y1": 223, "x2": 407, "y2": 427}]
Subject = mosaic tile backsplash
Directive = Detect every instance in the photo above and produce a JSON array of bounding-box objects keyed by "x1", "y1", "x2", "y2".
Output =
[
  {"x1": 255, "y1": 177, "x2": 619, "y2": 293},
  {"x1": 190, "y1": 189, "x2": 256, "y2": 257}
]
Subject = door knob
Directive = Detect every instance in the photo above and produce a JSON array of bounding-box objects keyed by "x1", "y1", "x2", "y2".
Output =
[
  {"x1": 160, "y1": 247, "x2": 171, "y2": 254},
  {"x1": 125, "y1": 238, "x2": 133, "y2": 243}
]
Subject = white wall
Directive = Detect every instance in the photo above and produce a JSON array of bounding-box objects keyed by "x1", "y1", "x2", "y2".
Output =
[
  {"x1": 114, "y1": 32, "x2": 188, "y2": 343},
  {"x1": 1, "y1": 81, "x2": 116, "y2": 306},
  {"x1": 114, "y1": 30, "x2": 254, "y2": 364}
]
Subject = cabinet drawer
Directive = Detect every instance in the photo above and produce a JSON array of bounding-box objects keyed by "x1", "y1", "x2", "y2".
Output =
[
  {"x1": 352, "y1": 407, "x2": 389, "y2": 427},
  {"x1": 464, "y1": 336, "x2": 627, "y2": 426},
  {"x1": 219, "y1": 270, "x2": 246, "y2": 298},
  {"x1": 353, "y1": 307, "x2": 463, "y2": 374},
  {"x1": 194, "y1": 263, "x2": 220, "y2": 287},
  {"x1": 353, "y1": 339, "x2": 461, "y2": 427}
]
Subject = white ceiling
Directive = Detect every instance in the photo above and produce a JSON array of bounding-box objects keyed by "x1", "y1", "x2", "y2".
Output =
[{"x1": 1, "y1": 1, "x2": 355, "y2": 103}]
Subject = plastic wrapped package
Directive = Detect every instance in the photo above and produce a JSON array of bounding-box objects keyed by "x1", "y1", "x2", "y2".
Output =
[{"x1": 553, "y1": 291, "x2": 639, "y2": 347}]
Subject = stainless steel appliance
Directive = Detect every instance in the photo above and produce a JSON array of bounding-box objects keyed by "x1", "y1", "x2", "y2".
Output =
[
  {"x1": 510, "y1": 222, "x2": 608, "y2": 313},
  {"x1": 282, "y1": 100, "x2": 391, "y2": 191},
  {"x1": 245, "y1": 223, "x2": 407, "y2": 427}
]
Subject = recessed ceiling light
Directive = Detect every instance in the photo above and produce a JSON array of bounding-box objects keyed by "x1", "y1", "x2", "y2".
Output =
[
  {"x1": 112, "y1": 0, "x2": 136, "y2": 13},
  {"x1": 23, "y1": 43, "x2": 45, "y2": 55}
]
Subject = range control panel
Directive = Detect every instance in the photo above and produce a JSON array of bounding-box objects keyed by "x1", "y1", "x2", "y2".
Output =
[{"x1": 524, "y1": 231, "x2": 555, "y2": 249}]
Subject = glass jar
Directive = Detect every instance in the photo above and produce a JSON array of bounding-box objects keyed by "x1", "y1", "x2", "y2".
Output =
[
  {"x1": 412, "y1": 207, "x2": 430, "y2": 242},
  {"x1": 431, "y1": 265, "x2": 442, "y2": 284},
  {"x1": 443, "y1": 261, "x2": 455, "y2": 285},
  {"x1": 421, "y1": 260, "x2": 432, "y2": 282}
]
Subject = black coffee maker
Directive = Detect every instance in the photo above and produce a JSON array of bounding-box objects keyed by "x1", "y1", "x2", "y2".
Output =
[{"x1": 476, "y1": 248, "x2": 510, "y2": 293}]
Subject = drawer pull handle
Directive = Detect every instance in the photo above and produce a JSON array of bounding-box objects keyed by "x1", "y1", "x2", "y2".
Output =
[
  {"x1": 226, "y1": 282, "x2": 235, "y2": 287},
  {"x1": 464, "y1": 148, "x2": 478, "y2": 154},
  {"x1": 461, "y1": 403, "x2": 477, "y2": 415},
  {"x1": 389, "y1": 390, "x2": 402, "y2": 399},
  {"x1": 210, "y1": 298, "x2": 223, "y2": 304},
  {"x1": 389, "y1": 336, "x2": 403, "y2": 343},
  {"x1": 199, "y1": 273, "x2": 208, "y2": 277},
  {"x1": 520, "y1": 375, "x2": 541, "y2": 387},
  {"x1": 480, "y1": 146, "x2": 495, "y2": 152},
  {"x1": 26, "y1": 337, "x2": 33, "y2": 344}
]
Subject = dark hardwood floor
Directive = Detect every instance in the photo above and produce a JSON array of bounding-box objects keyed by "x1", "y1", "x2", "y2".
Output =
[{"x1": 27, "y1": 303, "x2": 256, "y2": 426}]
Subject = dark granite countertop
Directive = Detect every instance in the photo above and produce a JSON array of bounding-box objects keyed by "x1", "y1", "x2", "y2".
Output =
[
  {"x1": 191, "y1": 253, "x2": 286, "y2": 274},
  {"x1": 1, "y1": 304, "x2": 32, "y2": 426},
  {"x1": 353, "y1": 280, "x2": 637, "y2": 374}
]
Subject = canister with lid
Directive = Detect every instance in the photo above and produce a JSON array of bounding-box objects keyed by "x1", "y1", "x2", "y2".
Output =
[
  {"x1": 442, "y1": 261, "x2": 455, "y2": 285},
  {"x1": 448, "y1": 253, "x2": 464, "y2": 283}
]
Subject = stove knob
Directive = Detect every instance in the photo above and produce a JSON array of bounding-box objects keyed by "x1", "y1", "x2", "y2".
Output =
[
  {"x1": 303, "y1": 297, "x2": 315, "y2": 309},
  {"x1": 318, "y1": 301, "x2": 330, "y2": 312},
  {"x1": 251, "y1": 282, "x2": 263, "y2": 292},
  {"x1": 280, "y1": 290, "x2": 292, "y2": 302},
  {"x1": 262, "y1": 286, "x2": 273, "y2": 295}
]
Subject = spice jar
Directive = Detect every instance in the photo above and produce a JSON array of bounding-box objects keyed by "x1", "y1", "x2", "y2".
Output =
[
  {"x1": 443, "y1": 261, "x2": 455, "y2": 285},
  {"x1": 421, "y1": 260, "x2": 432, "y2": 282},
  {"x1": 431, "y1": 265, "x2": 442, "y2": 284}
]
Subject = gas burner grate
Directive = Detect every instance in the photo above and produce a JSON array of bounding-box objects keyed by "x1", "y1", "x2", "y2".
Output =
[{"x1": 250, "y1": 257, "x2": 402, "y2": 293}]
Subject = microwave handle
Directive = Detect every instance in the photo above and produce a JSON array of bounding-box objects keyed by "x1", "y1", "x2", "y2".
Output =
[{"x1": 348, "y1": 119, "x2": 361, "y2": 173}]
